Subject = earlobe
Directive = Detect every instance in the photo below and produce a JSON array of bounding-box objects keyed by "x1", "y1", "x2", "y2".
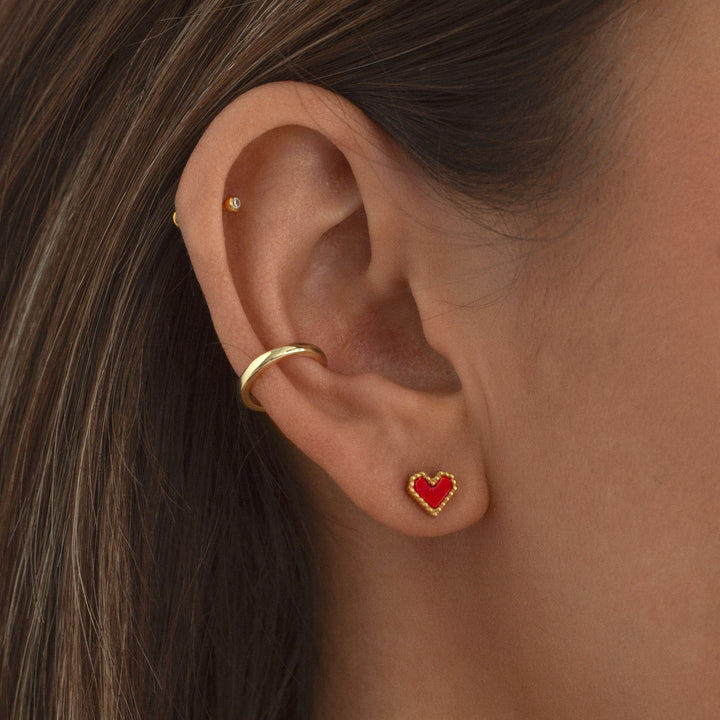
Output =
[{"x1": 175, "y1": 82, "x2": 490, "y2": 537}]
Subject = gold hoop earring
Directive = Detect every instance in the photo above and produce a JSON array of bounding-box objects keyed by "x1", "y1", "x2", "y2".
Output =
[{"x1": 239, "y1": 343, "x2": 327, "y2": 412}]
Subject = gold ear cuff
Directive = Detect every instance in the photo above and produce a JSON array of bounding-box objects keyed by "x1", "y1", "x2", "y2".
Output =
[{"x1": 239, "y1": 343, "x2": 327, "y2": 412}]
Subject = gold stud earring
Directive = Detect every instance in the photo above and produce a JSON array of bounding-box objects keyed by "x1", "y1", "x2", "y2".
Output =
[
  {"x1": 172, "y1": 196, "x2": 242, "y2": 227},
  {"x1": 407, "y1": 471, "x2": 457, "y2": 517},
  {"x1": 223, "y1": 196, "x2": 242, "y2": 212}
]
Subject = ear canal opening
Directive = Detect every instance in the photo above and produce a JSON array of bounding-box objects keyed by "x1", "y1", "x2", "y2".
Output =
[
  {"x1": 309, "y1": 207, "x2": 371, "y2": 284},
  {"x1": 355, "y1": 283, "x2": 462, "y2": 394},
  {"x1": 301, "y1": 209, "x2": 460, "y2": 395}
]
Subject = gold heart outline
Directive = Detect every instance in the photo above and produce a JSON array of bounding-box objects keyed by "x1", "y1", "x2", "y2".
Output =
[{"x1": 407, "y1": 471, "x2": 457, "y2": 518}]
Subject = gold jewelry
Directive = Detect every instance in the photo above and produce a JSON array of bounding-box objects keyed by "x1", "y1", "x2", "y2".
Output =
[
  {"x1": 407, "y1": 471, "x2": 457, "y2": 517},
  {"x1": 223, "y1": 195, "x2": 242, "y2": 212},
  {"x1": 239, "y1": 343, "x2": 327, "y2": 412},
  {"x1": 172, "y1": 196, "x2": 242, "y2": 227}
]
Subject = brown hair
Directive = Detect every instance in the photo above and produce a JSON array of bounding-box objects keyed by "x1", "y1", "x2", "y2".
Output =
[{"x1": 0, "y1": 1, "x2": 625, "y2": 717}]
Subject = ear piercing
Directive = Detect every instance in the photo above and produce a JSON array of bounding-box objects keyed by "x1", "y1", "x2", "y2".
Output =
[
  {"x1": 407, "y1": 471, "x2": 457, "y2": 517},
  {"x1": 172, "y1": 195, "x2": 242, "y2": 226},
  {"x1": 239, "y1": 343, "x2": 328, "y2": 412},
  {"x1": 223, "y1": 195, "x2": 242, "y2": 212}
]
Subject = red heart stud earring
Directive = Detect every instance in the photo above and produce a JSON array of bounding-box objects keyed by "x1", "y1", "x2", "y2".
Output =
[{"x1": 407, "y1": 471, "x2": 457, "y2": 517}]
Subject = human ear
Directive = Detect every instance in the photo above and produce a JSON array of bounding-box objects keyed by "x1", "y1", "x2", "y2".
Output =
[{"x1": 175, "y1": 82, "x2": 489, "y2": 537}]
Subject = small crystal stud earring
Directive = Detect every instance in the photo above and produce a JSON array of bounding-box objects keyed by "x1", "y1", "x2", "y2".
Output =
[
  {"x1": 172, "y1": 196, "x2": 241, "y2": 227},
  {"x1": 223, "y1": 196, "x2": 242, "y2": 212}
]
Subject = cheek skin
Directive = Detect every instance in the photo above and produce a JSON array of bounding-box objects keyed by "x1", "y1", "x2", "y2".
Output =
[
  {"x1": 483, "y1": 204, "x2": 720, "y2": 715},
  {"x1": 475, "y1": 6, "x2": 720, "y2": 712},
  {"x1": 490, "y1": 226, "x2": 720, "y2": 714}
]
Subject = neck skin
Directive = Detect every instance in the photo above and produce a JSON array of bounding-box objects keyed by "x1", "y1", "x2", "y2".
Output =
[{"x1": 308, "y1": 474, "x2": 518, "y2": 720}]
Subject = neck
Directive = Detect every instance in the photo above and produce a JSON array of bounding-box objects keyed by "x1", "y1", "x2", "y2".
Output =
[{"x1": 310, "y1": 497, "x2": 517, "y2": 719}]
